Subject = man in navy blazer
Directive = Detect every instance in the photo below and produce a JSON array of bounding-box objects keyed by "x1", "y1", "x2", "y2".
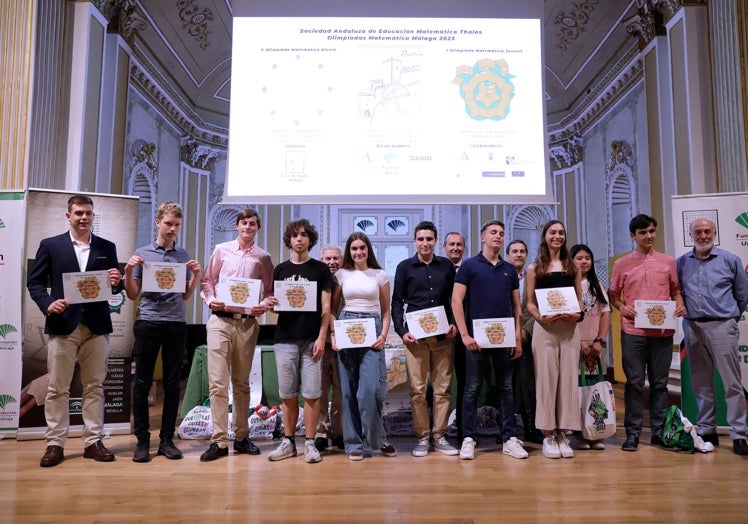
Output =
[{"x1": 27, "y1": 194, "x2": 123, "y2": 467}]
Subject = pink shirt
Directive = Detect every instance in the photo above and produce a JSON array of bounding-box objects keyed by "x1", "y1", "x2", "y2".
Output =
[
  {"x1": 609, "y1": 249, "x2": 681, "y2": 336},
  {"x1": 200, "y1": 239, "x2": 274, "y2": 314}
]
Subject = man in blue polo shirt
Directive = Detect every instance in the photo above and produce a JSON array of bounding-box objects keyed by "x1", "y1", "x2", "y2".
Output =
[
  {"x1": 677, "y1": 217, "x2": 748, "y2": 456},
  {"x1": 124, "y1": 201, "x2": 202, "y2": 462},
  {"x1": 392, "y1": 221, "x2": 458, "y2": 457},
  {"x1": 451, "y1": 220, "x2": 525, "y2": 460}
]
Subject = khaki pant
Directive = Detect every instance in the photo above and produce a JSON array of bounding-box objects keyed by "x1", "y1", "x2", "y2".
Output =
[
  {"x1": 45, "y1": 323, "x2": 109, "y2": 447},
  {"x1": 206, "y1": 315, "x2": 259, "y2": 447},
  {"x1": 532, "y1": 323, "x2": 581, "y2": 432},
  {"x1": 404, "y1": 336, "x2": 455, "y2": 439}
]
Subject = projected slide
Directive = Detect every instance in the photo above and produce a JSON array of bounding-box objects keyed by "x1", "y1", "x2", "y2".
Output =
[{"x1": 227, "y1": 16, "x2": 548, "y2": 204}]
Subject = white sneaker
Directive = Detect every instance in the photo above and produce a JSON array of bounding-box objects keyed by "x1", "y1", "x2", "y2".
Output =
[
  {"x1": 502, "y1": 436, "x2": 529, "y2": 459},
  {"x1": 304, "y1": 439, "x2": 321, "y2": 463},
  {"x1": 433, "y1": 436, "x2": 459, "y2": 456},
  {"x1": 557, "y1": 434, "x2": 574, "y2": 458},
  {"x1": 590, "y1": 440, "x2": 606, "y2": 450},
  {"x1": 542, "y1": 436, "x2": 561, "y2": 459},
  {"x1": 460, "y1": 437, "x2": 476, "y2": 460},
  {"x1": 268, "y1": 438, "x2": 297, "y2": 461},
  {"x1": 412, "y1": 437, "x2": 430, "y2": 457}
]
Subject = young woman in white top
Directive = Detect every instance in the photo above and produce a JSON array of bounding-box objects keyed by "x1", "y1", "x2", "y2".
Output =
[{"x1": 331, "y1": 232, "x2": 396, "y2": 461}]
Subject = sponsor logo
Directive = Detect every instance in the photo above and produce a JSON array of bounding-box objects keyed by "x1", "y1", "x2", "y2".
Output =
[
  {"x1": 0, "y1": 394, "x2": 18, "y2": 410},
  {"x1": 0, "y1": 324, "x2": 18, "y2": 339}
]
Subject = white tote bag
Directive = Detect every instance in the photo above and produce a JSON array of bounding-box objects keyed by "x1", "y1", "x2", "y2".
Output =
[{"x1": 578, "y1": 359, "x2": 617, "y2": 440}]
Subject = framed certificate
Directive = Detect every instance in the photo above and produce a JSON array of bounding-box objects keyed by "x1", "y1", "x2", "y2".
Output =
[
  {"x1": 273, "y1": 280, "x2": 317, "y2": 312},
  {"x1": 535, "y1": 286, "x2": 580, "y2": 316},
  {"x1": 634, "y1": 300, "x2": 677, "y2": 330},
  {"x1": 472, "y1": 318, "x2": 517, "y2": 348},
  {"x1": 141, "y1": 261, "x2": 187, "y2": 293},
  {"x1": 62, "y1": 270, "x2": 113, "y2": 304},
  {"x1": 216, "y1": 277, "x2": 262, "y2": 308},
  {"x1": 405, "y1": 306, "x2": 448, "y2": 339},
  {"x1": 334, "y1": 318, "x2": 377, "y2": 349}
]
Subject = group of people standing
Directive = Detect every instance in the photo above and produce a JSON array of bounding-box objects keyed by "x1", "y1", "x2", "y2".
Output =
[{"x1": 27, "y1": 195, "x2": 748, "y2": 468}]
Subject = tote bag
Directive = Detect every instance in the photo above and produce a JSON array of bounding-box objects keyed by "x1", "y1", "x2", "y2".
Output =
[{"x1": 579, "y1": 359, "x2": 617, "y2": 440}]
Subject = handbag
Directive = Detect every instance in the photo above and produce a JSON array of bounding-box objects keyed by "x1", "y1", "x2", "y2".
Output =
[{"x1": 578, "y1": 358, "x2": 617, "y2": 440}]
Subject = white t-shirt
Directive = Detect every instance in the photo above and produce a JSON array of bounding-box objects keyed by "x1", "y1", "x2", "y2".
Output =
[{"x1": 335, "y1": 268, "x2": 388, "y2": 314}]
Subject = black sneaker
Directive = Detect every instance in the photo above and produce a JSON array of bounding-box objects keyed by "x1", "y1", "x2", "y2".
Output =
[
  {"x1": 331, "y1": 436, "x2": 345, "y2": 450},
  {"x1": 157, "y1": 438, "x2": 183, "y2": 460},
  {"x1": 132, "y1": 440, "x2": 150, "y2": 463},
  {"x1": 701, "y1": 433, "x2": 720, "y2": 446},
  {"x1": 732, "y1": 438, "x2": 748, "y2": 456},
  {"x1": 234, "y1": 436, "x2": 261, "y2": 455},
  {"x1": 200, "y1": 443, "x2": 229, "y2": 462},
  {"x1": 314, "y1": 436, "x2": 329, "y2": 452},
  {"x1": 621, "y1": 435, "x2": 639, "y2": 451}
]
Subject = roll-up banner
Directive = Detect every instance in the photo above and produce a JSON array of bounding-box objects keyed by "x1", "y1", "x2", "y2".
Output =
[{"x1": 671, "y1": 192, "x2": 748, "y2": 425}]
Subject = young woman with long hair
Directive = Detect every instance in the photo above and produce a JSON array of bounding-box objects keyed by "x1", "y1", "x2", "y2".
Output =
[
  {"x1": 330, "y1": 232, "x2": 396, "y2": 461},
  {"x1": 525, "y1": 220, "x2": 584, "y2": 459}
]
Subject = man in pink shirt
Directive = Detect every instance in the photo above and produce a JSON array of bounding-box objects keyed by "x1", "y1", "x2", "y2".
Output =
[
  {"x1": 609, "y1": 214, "x2": 686, "y2": 451},
  {"x1": 199, "y1": 209, "x2": 274, "y2": 461}
]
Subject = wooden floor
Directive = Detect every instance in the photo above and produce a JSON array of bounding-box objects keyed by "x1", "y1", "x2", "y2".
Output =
[{"x1": 2, "y1": 386, "x2": 746, "y2": 523}]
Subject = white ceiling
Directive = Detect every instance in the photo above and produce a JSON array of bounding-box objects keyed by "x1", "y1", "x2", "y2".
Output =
[{"x1": 133, "y1": 0, "x2": 641, "y2": 130}]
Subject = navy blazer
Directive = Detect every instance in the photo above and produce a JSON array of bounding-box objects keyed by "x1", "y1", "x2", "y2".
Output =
[{"x1": 27, "y1": 232, "x2": 122, "y2": 336}]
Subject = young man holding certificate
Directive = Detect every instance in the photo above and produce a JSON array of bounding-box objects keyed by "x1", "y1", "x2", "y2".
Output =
[
  {"x1": 27, "y1": 194, "x2": 123, "y2": 467},
  {"x1": 451, "y1": 220, "x2": 526, "y2": 460},
  {"x1": 124, "y1": 201, "x2": 202, "y2": 463},
  {"x1": 609, "y1": 214, "x2": 686, "y2": 452},
  {"x1": 392, "y1": 221, "x2": 458, "y2": 457},
  {"x1": 265, "y1": 219, "x2": 332, "y2": 463},
  {"x1": 199, "y1": 209, "x2": 274, "y2": 462}
]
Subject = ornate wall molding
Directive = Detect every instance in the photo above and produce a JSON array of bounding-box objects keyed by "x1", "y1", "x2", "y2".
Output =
[
  {"x1": 549, "y1": 136, "x2": 584, "y2": 170},
  {"x1": 177, "y1": 0, "x2": 214, "y2": 50},
  {"x1": 129, "y1": 138, "x2": 158, "y2": 171},
  {"x1": 548, "y1": 46, "x2": 643, "y2": 146},
  {"x1": 129, "y1": 52, "x2": 228, "y2": 148},
  {"x1": 608, "y1": 140, "x2": 635, "y2": 173},
  {"x1": 554, "y1": 0, "x2": 600, "y2": 52},
  {"x1": 180, "y1": 136, "x2": 219, "y2": 170}
]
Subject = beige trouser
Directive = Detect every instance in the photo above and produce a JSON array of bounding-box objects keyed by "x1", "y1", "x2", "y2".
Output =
[
  {"x1": 532, "y1": 322, "x2": 581, "y2": 431},
  {"x1": 404, "y1": 336, "x2": 455, "y2": 439},
  {"x1": 206, "y1": 315, "x2": 259, "y2": 447},
  {"x1": 45, "y1": 323, "x2": 109, "y2": 447}
]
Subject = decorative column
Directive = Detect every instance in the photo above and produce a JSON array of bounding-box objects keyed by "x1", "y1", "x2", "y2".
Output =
[
  {"x1": 0, "y1": 0, "x2": 36, "y2": 190},
  {"x1": 709, "y1": 0, "x2": 748, "y2": 192}
]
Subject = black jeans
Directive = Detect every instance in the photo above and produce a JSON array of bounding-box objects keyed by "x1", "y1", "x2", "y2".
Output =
[{"x1": 132, "y1": 320, "x2": 187, "y2": 442}]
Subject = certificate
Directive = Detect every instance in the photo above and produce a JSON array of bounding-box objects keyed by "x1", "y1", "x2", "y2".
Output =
[
  {"x1": 62, "y1": 270, "x2": 113, "y2": 304},
  {"x1": 334, "y1": 318, "x2": 377, "y2": 349},
  {"x1": 216, "y1": 277, "x2": 262, "y2": 308},
  {"x1": 141, "y1": 261, "x2": 187, "y2": 293},
  {"x1": 472, "y1": 318, "x2": 517, "y2": 348},
  {"x1": 405, "y1": 306, "x2": 449, "y2": 339},
  {"x1": 535, "y1": 286, "x2": 580, "y2": 316},
  {"x1": 273, "y1": 280, "x2": 317, "y2": 312},
  {"x1": 634, "y1": 300, "x2": 677, "y2": 330}
]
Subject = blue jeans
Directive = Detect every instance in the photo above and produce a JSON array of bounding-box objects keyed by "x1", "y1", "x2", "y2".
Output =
[
  {"x1": 621, "y1": 332, "x2": 672, "y2": 438},
  {"x1": 337, "y1": 311, "x2": 387, "y2": 453},
  {"x1": 462, "y1": 347, "x2": 520, "y2": 442},
  {"x1": 132, "y1": 320, "x2": 187, "y2": 442}
]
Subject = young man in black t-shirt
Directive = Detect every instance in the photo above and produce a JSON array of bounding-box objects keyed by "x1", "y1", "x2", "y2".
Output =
[{"x1": 266, "y1": 219, "x2": 333, "y2": 463}]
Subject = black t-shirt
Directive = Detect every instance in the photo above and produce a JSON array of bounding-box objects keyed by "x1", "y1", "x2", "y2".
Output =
[{"x1": 273, "y1": 258, "x2": 333, "y2": 342}]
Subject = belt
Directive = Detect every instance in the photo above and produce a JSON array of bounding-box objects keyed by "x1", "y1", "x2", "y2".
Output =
[
  {"x1": 690, "y1": 317, "x2": 727, "y2": 323},
  {"x1": 212, "y1": 311, "x2": 254, "y2": 320}
]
